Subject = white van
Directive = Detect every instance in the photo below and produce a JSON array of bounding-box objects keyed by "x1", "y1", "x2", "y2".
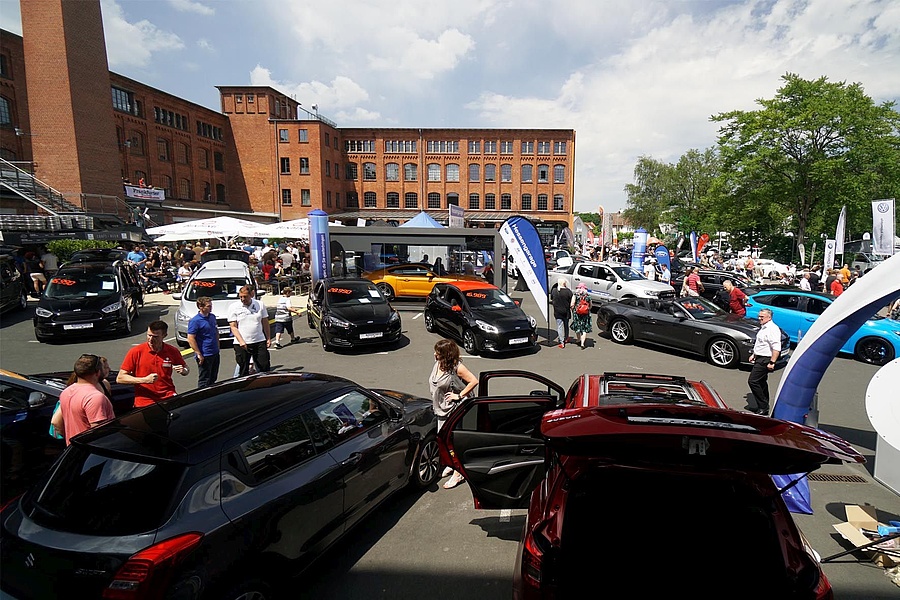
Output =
[{"x1": 172, "y1": 257, "x2": 263, "y2": 348}]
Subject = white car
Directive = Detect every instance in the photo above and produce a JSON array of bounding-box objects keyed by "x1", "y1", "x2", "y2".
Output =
[{"x1": 753, "y1": 258, "x2": 791, "y2": 279}]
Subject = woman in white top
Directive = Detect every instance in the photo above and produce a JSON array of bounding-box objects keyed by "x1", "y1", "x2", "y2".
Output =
[{"x1": 429, "y1": 339, "x2": 478, "y2": 489}]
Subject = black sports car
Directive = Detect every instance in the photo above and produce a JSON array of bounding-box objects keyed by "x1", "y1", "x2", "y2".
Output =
[
  {"x1": 424, "y1": 281, "x2": 538, "y2": 355},
  {"x1": 596, "y1": 296, "x2": 791, "y2": 368},
  {"x1": 307, "y1": 277, "x2": 402, "y2": 351}
]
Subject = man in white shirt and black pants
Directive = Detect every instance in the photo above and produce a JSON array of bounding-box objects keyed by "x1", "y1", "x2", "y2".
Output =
[
  {"x1": 228, "y1": 286, "x2": 271, "y2": 377},
  {"x1": 747, "y1": 308, "x2": 781, "y2": 415}
]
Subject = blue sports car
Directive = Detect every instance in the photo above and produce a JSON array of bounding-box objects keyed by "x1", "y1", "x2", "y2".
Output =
[{"x1": 745, "y1": 288, "x2": 900, "y2": 366}]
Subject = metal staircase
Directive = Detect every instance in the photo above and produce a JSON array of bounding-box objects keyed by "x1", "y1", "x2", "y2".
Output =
[{"x1": 0, "y1": 158, "x2": 85, "y2": 215}]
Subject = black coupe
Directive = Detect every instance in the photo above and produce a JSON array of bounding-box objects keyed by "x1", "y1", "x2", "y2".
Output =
[{"x1": 307, "y1": 277, "x2": 402, "y2": 351}]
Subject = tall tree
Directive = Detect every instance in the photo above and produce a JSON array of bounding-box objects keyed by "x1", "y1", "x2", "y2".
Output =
[
  {"x1": 622, "y1": 156, "x2": 673, "y2": 235},
  {"x1": 712, "y1": 74, "x2": 900, "y2": 250}
]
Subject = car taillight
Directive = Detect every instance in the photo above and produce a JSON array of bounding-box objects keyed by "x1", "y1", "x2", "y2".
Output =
[
  {"x1": 521, "y1": 532, "x2": 544, "y2": 587},
  {"x1": 102, "y1": 532, "x2": 203, "y2": 599},
  {"x1": 814, "y1": 568, "x2": 833, "y2": 600}
]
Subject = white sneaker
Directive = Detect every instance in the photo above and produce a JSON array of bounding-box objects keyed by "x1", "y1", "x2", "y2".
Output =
[{"x1": 442, "y1": 466, "x2": 454, "y2": 478}]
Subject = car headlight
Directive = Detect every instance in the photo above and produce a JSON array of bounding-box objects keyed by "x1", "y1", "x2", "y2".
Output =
[
  {"x1": 35, "y1": 307, "x2": 53, "y2": 318},
  {"x1": 476, "y1": 319, "x2": 499, "y2": 334},
  {"x1": 389, "y1": 311, "x2": 401, "y2": 323},
  {"x1": 527, "y1": 315, "x2": 536, "y2": 328},
  {"x1": 325, "y1": 315, "x2": 352, "y2": 329},
  {"x1": 175, "y1": 310, "x2": 191, "y2": 324},
  {"x1": 643, "y1": 290, "x2": 660, "y2": 297},
  {"x1": 101, "y1": 301, "x2": 123, "y2": 314},
  {"x1": 740, "y1": 339, "x2": 754, "y2": 346}
]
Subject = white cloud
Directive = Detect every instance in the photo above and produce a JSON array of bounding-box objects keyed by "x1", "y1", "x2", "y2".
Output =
[
  {"x1": 367, "y1": 28, "x2": 475, "y2": 79},
  {"x1": 101, "y1": 0, "x2": 184, "y2": 69},
  {"x1": 249, "y1": 66, "x2": 371, "y2": 113},
  {"x1": 168, "y1": 0, "x2": 215, "y2": 16},
  {"x1": 196, "y1": 38, "x2": 214, "y2": 52}
]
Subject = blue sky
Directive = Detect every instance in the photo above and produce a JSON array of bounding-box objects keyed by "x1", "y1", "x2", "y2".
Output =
[{"x1": 1, "y1": 0, "x2": 898, "y2": 214}]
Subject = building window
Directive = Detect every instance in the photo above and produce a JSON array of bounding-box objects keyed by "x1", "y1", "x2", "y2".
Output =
[
  {"x1": 521, "y1": 141, "x2": 534, "y2": 154},
  {"x1": 428, "y1": 163, "x2": 441, "y2": 182},
  {"x1": 177, "y1": 142, "x2": 190, "y2": 165},
  {"x1": 129, "y1": 132, "x2": 144, "y2": 156},
  {"x1": 404, "y1": 163, "x2": 417, "y2": 182},
  {"x1": 468, "y1": 164, "x2": 480, "y2": 182},
  {"x1": 386, "y1": 163, "x2": 400, "y2": 181},
  {"x1": 484, "y1": 141, "x2": 497, "y2": 154},
  {"x1": 385, "y1": 140, "x2": 417, "y2": 153},
  {"x1": 0, "y1": 55, "x2": 8, "y2": 79},
  {"x1": 387, "y1": 192, "x2": 400, "y2": 208},
  {"x1": 157, "y1": 138, "x2": 169, "y2": 161},
  {"x1": 325, "y1": 160, "x2": 331, "y2": 177},
  {"x1": 346, "y1": 192, "x2": 359, "y2": 208},
  {"x1": 364, "y1": 191, "x2": 377, "y2": 207},
  {"x1": 300, "y1": 158, "x2": 310, "y2": 175},
  {"x1": 216, "y1": 184, "x2": 226, "y2": 204},
  {"x1": 484, "y1": 164, "x2": 496, "y2": 182},
  {"x1": 157, "y1": 175, "x2": 172, "y2": 197},
  {"x1": 202, "y1": 181, "x2": 211, "y2": 202},
  {"x1": 334, "y1": 136, "x2": 339, "y2": 150},
  {"x1": 538, "y1": 164, "x2": 549, "y2": 183},
  {"x1": 179, "y1": 178, "x2": 191, "y2": 200},
  {"x1": 346, "y1": 140, "x2": 375, "y2": 152},
  {"x1": 404, "y1": 192, "x2": 418, "y2": 209},
  {"x1": 446, "y1": 163, "x2": 460, "y2": 182},
  {"x1": 500, "y1": 141, "x2": 513, "y2": 154},
  {"x1": 554, "y1": 165, "x2": 565, "y2": 183},
  {"x1": 346, "y1": 163, "x2": 358, "y2": 180},
  {"x1": 468, "y1": 193, "x2": 480, "y2": 210},
  {"x1": 247, "y1": 93, "x2": 255, "y2": 103},
  {"x1": 485, "y1": 193, "x2": 496, "y2": 210},
  {"x1": 325, "y1": 133, "x2": 330, "y2": 147},
  {"x1": 447, "y1": 193, "x2": 459, "y2": 207},
  {"x1": 363, "y1": 162, "x2": 376, "y2": 181},
  {"x1": 0, "y1": 97, "x2": 11, "y2": 125},
  {"x1": 279, "y1": 129, "x2": 289, "y2": 143},
  {"x1": 553, "y1": 194, "x2": 564, "y2": 211},
  {"x1": 468, "y1": 141, "x2": 480, "y2": 154},
  {"x1": 537, "y1": 194, "x2": 548, "y2": 211},
  {"x1": 501, "y1": 194, "x2": 512, "y2": 210},
  {"x1": 501, "y1": 164, "x2": 512, "y2": 182},
  {"x1": 280, "y1": 157, "x2": 290, "y2": 174},
  {"x1": 335, "y1": 193, "x2": 340, "y2": 207},
  {"x1": 301, "y1": 189, "x2": 311, "y2": 206},
  {"x1": 554, "y1": 141, "x2": 567, "y2": 155},
  {"x1": 111, "y1": 87, "x2": 136, "y2": 115},
  {"x1": 214, "y1": 152, "x2": 224, "y2": 172},
  {"x1": 425, "y1": 192, "x2": 440, "y2": 208},
  {"x1": 427, "y1": 140, "x2": 459, "y2": 153},
  {"x1": 522, "y1": 194, "x2": 532, "y2": 210},
  {"x1": 281, "y1": 189, "x2": 292, "y2": 206},
  {"x1": 537, "y1": 141, "x2": 550, "y2": 155},
  {"x1": 521, "y1": 164, "x2": 533, "y2": 183},
  {"x1": 326, "y1": 190, "x2": 332, "y2": 207},
  {"x1": 235, "y1": 93, "x2": 243, "y2": 103},
  {"x1": 298, "y1": 129, "x2": 308, "y2": 142},
  {"x1": 198, "y1": 148, "x2": 208, "y2": 169}
]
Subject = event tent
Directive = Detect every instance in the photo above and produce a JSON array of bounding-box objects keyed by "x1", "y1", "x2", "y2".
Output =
[
  {"x1": 399, "y1": 211, "x2": 444, "y2": 228},
  {"x1": 146, "y1": 216, "x2": 272, "y2": 242}
]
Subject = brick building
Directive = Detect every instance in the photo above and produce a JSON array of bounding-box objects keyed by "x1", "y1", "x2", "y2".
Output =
[{"x1": 1, "y1": 0, "x2": 575, "y2": 233}]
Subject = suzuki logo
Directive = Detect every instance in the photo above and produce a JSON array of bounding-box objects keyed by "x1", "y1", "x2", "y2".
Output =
[{"x1": 25, "y1": 553, "x2": 35, "y2": 568}]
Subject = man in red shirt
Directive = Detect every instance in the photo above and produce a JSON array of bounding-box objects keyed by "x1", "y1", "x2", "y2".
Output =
[
  {"x1": 117, "y1": 320, "x2": 189, "y2": 407},
  {"x1": 722, "y1": 279, "x2": 748, "y2": 317},
  {"x1": 830, "y1": 277, "x2": 844, "y2": 296},
  {"x1": 50, "y1": 354, "x2": 115, "y2": 445}
]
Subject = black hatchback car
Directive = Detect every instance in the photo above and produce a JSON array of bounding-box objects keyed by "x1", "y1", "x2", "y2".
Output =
[
  {"x1": 33, "y1": 260, "x2": 143, "y2": 342},
  {"x1": 306, "y1": 277, "x2": 402, "y2": 351},
  {"x1": 0, "y1": 254, "x2": 28, "y2": 314},
  {"x1": 0, "y1": 373, "x2": 440, "y2": 600}
]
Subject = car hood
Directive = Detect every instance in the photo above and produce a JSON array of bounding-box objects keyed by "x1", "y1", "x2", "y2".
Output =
[
  {"x1": 470, "y1": 307, "x2": 533, "y2": 328},
  {"x1": 540, "y1": 405, "x2": 863, "y2": 474},
  {"x1": 178, "y1": 297, "x2": 239, "y2": 320},
  {"x1": 330, "y1": 302, "x2": 395, "y2": 322},
  {"x1": 697, "y1": 314, "x2": 760, "y2": 335},
  {"x1": 628, "y1": 280, "x2": 675, "y2": 292},
  {"x1": 39, "y1": 295, "x2": 119, "y2": 312}
]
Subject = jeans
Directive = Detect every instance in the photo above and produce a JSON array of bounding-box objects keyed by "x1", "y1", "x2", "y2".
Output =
[
  {"x1": 196, "y1": 352, "x2": 220, "y2": 388},
  {"x1": 555, "y1": 317, "x2": 570, "y2": 344},
  {"x1": 747, "y1": 357, "x2": 771, "y2": 412},
  {"x1": 234, "y1": 341, "x2": 270, "y2": 377}
]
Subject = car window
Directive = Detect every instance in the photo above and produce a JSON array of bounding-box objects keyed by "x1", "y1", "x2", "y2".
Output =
[
  {"x1": 802, "y1": 297, "x2": 830, "y2": 315},
  {"x1": 239, "y1": 413, "x2": 316, "y2": 483},
  {"x1": 456, "y1": 400, "x2": 546, "y2": 436},
  {"x1": 596, "y1": 267, "x2": 614, "y2": 281},
  {"x1": 611, "y1": 266, "x2": 645, "y2": 281},
  {"x1": 767, "y1": 294, "x2": 800, "y2": 310},
  {"x1": 576, "y1": 264, "x2": 595, "y2": 278},
  {"x1": 46, "y1": 271, "x2": 118, "y2": 299},
  {"x1": 676, "y1": 297, "x2": 724, "y2": 319},
  {"x1": 447, "y1": 288, "x2": 465, "y2": 308},
  {"x1": 326, "y1": 281, "x2": 386, "y2": 306},
  {"x1": 312, "y1": 391, "x2": 380, "y2": 441},
  {"x1": 24, "y1": 446, "x2": 185, "y2": 536},
  {"x1": 391, "y1": 266, "x2": 430, "y2": 276},
  {"x1": 0, "y1": 382, "x2": 30, "y2": 411},
  {"x1": 184, "y1": 277, "x2": 248, "y2": 301},
  {"x1": 463, "y1": 288, "x2": 516, "y2": 310}
]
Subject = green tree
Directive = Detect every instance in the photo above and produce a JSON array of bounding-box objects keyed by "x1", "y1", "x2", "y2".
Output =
[
  {"x1": 712, "y1": 73, "x2": 900, "y2": 250},
  {"x1": 622, "y1": 156, "x2": 670, "y2": 234},
  {"x1": 574, "y1": 212, "x2": 602, "y2": 235}
]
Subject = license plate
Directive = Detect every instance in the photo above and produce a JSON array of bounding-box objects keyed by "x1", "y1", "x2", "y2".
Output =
[
  {"x1": 510, "y1": 337, "x2": 529, "y2": 344},
  {"x1": 218, "y1": 327, "x2": 231, "y2": 334},
  {"x1": 359, "y1": 332, "x2": 383, "y2": 339},
  {"x1": 63, "y1": 323, "x2": 93, "y2": 330}
]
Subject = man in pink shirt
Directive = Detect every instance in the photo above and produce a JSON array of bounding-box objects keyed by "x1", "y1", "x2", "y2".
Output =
[{"x1": 50, "y1": 354, "x2": 115, "y2": 445}]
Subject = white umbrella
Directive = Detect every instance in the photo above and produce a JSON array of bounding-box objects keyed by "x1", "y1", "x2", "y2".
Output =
[
  {"x1": 146, "y1": 216, "x2": 271, "y2": 242},
  {"x1": 258, "y1": 218, "x2": 310, "y2": 239}
]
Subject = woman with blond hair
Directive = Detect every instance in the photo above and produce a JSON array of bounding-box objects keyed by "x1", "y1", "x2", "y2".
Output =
[{"x1": 429, "y1": 339, "x2": 478, "y2": 489}]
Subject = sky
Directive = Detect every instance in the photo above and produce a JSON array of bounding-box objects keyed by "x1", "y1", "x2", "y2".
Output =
[{"x1": 1, "y1": 0, "x2": 898, "y2": 214}]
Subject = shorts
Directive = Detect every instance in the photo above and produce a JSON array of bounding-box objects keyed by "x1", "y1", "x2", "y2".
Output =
[
  {"x1": 31, "y1": 273, "x2": 47, "y2": 283},
  {"x1": 274, "y1": 321, "x2": 294, "y2": 334}
]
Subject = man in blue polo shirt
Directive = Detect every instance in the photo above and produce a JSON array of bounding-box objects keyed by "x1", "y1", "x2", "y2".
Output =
[
  {"x1": 127, "y1": 245, "x2": 147, "y2": 272},
  {"x1": 187, "y1": 296, "x2": 220, "y2": 387}
]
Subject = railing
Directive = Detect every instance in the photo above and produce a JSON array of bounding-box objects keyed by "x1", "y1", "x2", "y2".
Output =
[{"x1": 0, "y1": 158, "x2": 85, "y2": 215}]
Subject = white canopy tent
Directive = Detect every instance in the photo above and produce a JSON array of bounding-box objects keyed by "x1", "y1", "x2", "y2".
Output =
[{"x1": 146, "y1": 216, "x2": 272, "y2": 243}]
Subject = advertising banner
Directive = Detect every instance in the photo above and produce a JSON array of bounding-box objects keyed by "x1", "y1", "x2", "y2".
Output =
[
  {"x1": 654, "y1": 245, "x2": 671, "y2": 270},
  {"x1": 690, "y1": 231, "x2": 699, "y2": 263},
  {"x1": 871, "y1": 199, "x2": 896, "y2": 255},
  {"x1": 630, "y1": 228, "x2": 648, "y2": 270},
  {"x1": 124, "y1": 185, "x2": 165, "y2": 201},
  {"x1": 823, "y1": 239, "x2": 836, "y2": 271},
  {"x1": 448, "y1": 204, "x2": 465, "y2": 228},
  {"x1": 835, "y1": 205, "x2": 847, "y2": 256},
  {"x1": 499, "y1": 216, "x2": 549, "y2": 321},
  {"x1": 697, "y1": 233, "x2": 710, "y2": 256},
  {"x1": 308, "y1": 209, "x2": 331, "y2": 286}
]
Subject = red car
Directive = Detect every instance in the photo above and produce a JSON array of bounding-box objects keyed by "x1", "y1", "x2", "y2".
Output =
[{"x1": 437, "y1": 371, "x2": 863, "y2": 599}]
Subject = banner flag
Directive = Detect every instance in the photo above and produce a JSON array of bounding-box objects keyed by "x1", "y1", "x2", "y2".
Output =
[
  {"x1": 631, "y1": 228, "x2": 648, "y2": 270},
  {"x1": 824, "y1": 239, "x2": 836, "y2": 271},
  {"x1": 499, "y1": 217, "x2": 549, "y2": 321},
  {"x1": 654, "y1": 245, "x2": 671, "y2": 270},
  {"x1": 308, "y1": 209, "x2": 331, "y2": 286},
  {"x1": 835, "y1": 205, "x2": 847, "y2": 255},
  {"x1": 690, "y1": 231, "x2": 699, "y2": 263},
  {"x1": 697, "y1": 233, "x2": 710, "y2": 257},
  {"x1": 871, "y1": 199, "x2": 896, "y2": 255}
]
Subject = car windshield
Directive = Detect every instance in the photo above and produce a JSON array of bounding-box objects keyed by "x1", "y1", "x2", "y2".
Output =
[
  {"x1": 327, "y1": 281, "x2": 387, "y2": 306},
  {"x1": 463, "y1": 288, "x2": 517, "y2": 310},
  {"x1": 676, "y1": 297, "x2": 726, "y2": 319},
  {"x1": 611, "y1": 266, "x2": 645, "y2": 281},
  {"x1": 45, "y1": 271, "x2": 118, "y2": 299},
  {"x1": 185, "y1": 277, "x2": 248, "y2": 301},
  {"x1": 23, "y1": 446, "x2": 185, "y2": 536}
]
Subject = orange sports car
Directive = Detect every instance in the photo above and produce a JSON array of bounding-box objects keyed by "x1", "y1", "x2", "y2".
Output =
[{"x1": 363, "y1": 263, "x2": 483, "y2": 300}]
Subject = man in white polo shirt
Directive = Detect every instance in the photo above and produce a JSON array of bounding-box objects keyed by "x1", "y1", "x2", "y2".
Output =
[
  {"x1": 228, "y1": 286, "x2": 271, "y2": 377},
  {"x1": 747, "y1": 308, "x2": 781, "y2": 416}
]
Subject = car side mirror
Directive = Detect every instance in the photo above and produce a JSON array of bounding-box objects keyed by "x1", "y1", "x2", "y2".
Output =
[
  {"x1": 172, "y1": 293, "x2": 182, "y2": 300},
  {"x1": 256, "y1": 290, "x2": 266, "y2": 297},
  {"x1": 28, "y1": 391, "x2": 47, "y2": 408}
]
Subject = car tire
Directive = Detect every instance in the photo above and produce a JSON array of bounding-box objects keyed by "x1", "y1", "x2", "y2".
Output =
[
  {"x1": 123, "y1": 311, "x2": 133, "y2": 335},
  {"x1": 223, "y1": 578, "x2": 272, "y2": 600},
  {"x1": 177, "y1": 340, "x2": 189, "y2": 348},
  {"x1": 707, "y1": 337, "x2": 739, "y2": 368},
  {"x1": 608, "y1": 318, "x2": 633, "y2": 344},
  {"x1": 376, "y1": 282, "x2": 395, "y2": 301},
  {"x1": 133, "y1": 303, "x2": 140, "y2": 320},
  {"x1": 463, "y1": 328, "x2": 479, "y2": 355},
  {"x1": 411, "y1": 434, "x2": 441, "y2": 488},
  {"x1": 307, "y1": 311, "x2": 314, "y2": 329},
  {"x1": 320, "y1": 329, "x2": 332, "y2": 352},
  {"x1": 854, "y1": 336, "x2": 894, "y2": 366},
  {"x1": 424, "y1": 311, "x2": 436, "y2": 333}
]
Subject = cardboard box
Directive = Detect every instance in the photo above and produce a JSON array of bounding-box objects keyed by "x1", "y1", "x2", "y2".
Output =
[{"x1": 833, "y1": 504, "x2": 900, "y2": 568}]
